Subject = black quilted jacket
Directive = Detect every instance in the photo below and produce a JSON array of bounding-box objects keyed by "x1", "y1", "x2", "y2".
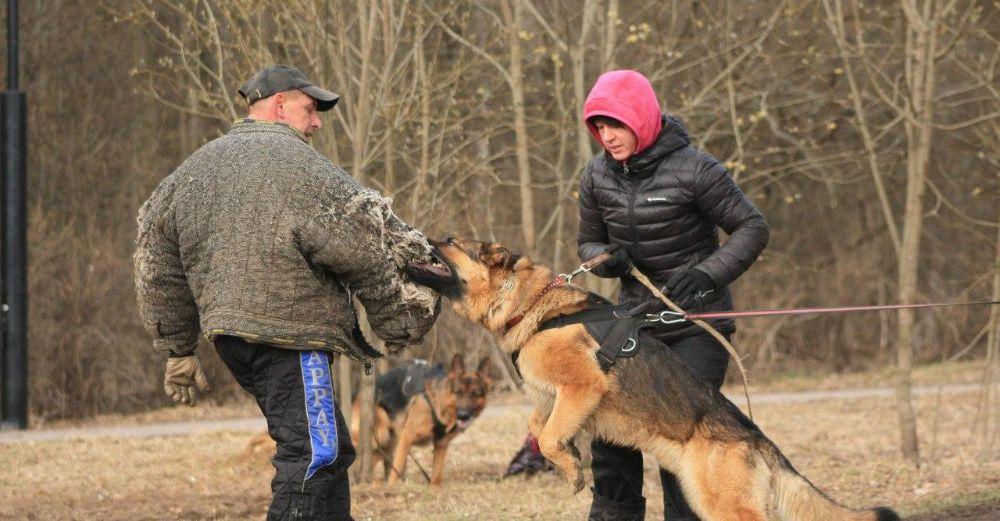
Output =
[{"x1": 577, "y1": 116, "x2": 769, "y2": 340}]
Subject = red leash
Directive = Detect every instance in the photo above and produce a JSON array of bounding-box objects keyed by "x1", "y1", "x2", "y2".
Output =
[{"x1": 677, "y1": 300, "x2": 1000, "y2": 322}]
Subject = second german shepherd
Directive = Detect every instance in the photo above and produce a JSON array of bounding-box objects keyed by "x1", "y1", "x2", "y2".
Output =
[
  {"x1": 349, "y1": 354, "x2": 493, "y2": 486},
  {"x1": 406, "y1": 237, "x2": 898, "y2": 521}
]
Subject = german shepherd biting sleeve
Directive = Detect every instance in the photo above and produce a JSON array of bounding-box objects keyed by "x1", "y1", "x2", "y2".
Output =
[{"x1": 406, "y1": 237, "x2": 898, "y2": 521}]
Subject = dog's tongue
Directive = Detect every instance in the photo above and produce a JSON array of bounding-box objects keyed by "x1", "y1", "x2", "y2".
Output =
[{"x1": 457, "y1": 419, "x2": 471, "y2": 431}]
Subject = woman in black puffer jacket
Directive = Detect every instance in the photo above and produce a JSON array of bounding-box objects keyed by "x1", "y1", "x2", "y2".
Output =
[{"x1": 578, "y1": 70, "x2": 769, "y2": 521}]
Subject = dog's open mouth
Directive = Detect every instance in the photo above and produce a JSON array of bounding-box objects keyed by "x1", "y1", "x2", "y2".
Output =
[
  {"x1": 406, "y1": 248, "x2": 453, "y2": 280},
  {"x1": 406, "y1": 245, "x2": 464, "y2": 299},
  {"x1": 457, "y1": 418, "x2": 472, "y2": 431}
]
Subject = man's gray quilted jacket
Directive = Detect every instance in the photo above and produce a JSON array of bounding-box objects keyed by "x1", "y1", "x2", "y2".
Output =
[{"x1": 134, "y1": 119, "x2": 439, "y2": 362}]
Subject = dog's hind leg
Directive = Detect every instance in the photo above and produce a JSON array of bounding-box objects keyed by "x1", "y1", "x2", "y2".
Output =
[
  {"x1": 658, "y1": 437, "x2": 768, "y2": 521},
  {"x1": 536, "y1": 384, "x2": 605, "y2": 494},
  {"x1": 527, "y1": 406, "x2": 548, "y2": 440}
]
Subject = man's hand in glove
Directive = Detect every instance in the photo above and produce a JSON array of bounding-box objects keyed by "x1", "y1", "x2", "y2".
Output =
[
  {"x1": 664, "y1": 269, "x2": 716, "y2": 310},
  {"x1": 164, "y1": 354, "x2": 211, "y2": 406}
]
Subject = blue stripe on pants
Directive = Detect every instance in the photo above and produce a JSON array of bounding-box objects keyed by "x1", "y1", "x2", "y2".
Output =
[{"x1": 300, "y1": 350, "x2": 338, "y2": 480}]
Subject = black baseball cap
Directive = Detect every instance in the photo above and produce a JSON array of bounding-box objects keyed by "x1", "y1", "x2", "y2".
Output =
[{"x1": 238, "y1": 65, "x2": 339, "y2": 111}]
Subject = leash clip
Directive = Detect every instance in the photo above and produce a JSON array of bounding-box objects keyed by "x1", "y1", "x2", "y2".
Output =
[
  {"x1": 646, "y1": 310, "x2": 687, "y2": 325},
  {"x1": 558, "y1": 263, "x2": 592, "y2": 284}
]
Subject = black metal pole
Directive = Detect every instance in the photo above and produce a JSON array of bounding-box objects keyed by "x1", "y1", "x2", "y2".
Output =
[
  {"x1": 2, "y1": 0, "x2": 28, "y2": 430},
  {"x1": 6, "y1": 0, "x2": 17, "y2": 89}
]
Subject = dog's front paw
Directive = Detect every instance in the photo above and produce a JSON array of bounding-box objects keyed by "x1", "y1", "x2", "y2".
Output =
[
  {"x1": 556, "y1": 441, "x2": 585, "y2": 494},
  {"x1": 571, "y1": 472, "x2": 585, "y2": 494},
  {"x1": 566, "y1": 462, "x2": 585, "y2": 494},
  {"x1": 565, "y1": 438, "x2": 580, "y2": 460}
]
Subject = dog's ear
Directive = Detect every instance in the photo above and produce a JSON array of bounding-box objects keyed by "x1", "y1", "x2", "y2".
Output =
[
  {"x1": 479, "y1": 243, "x2": 517, "y2": 269},
  {"x1": 476, "y1": 356, "x2": 494, "y2": 392},
  {"x1": 449, "y1": 353, "x2": 465, "y2": 376},
  {"x1": 511, "y1": 255, "x2": 531, "y2": 271}
]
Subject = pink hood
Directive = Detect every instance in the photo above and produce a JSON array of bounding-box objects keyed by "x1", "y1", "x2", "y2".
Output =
[{"x1": 583, "y1": 70, "x2": 663, "y2": 156}]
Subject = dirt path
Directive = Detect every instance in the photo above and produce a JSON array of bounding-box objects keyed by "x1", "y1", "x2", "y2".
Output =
[
  {"x1": 0, "y1": 382, "x2": 981, "y2": 444},
  {"x1": 909, "y1": 502, "x2": 1000, "y2": 521}
]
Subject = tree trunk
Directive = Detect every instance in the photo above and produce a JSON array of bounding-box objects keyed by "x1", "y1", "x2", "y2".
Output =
[
  {"x1": 976, "y1": 202, "x2": 1000, "y2": 449},
  {"x1": 895, "y1": 0, "x2": 941, "y2": 467},
  {"x1": 351, "y1": 303, "x2": 380, "y2": 483},
  {"x1": 601, "y1": 0, "x2": 619, "y2": 70},
  {"x1": 573, "y1": 0, "x2": 596, "y2": 171},
  {"x1": 502, "y1": 0, "x2": 536, "y2": 256},
  {"x1": 410, "y1": 12, "x2": 432, "y2": 220},
  {"x1": 353, "y1": 365, "x2": 378, "y2": 483},
  {"x1": 337, "y1": 355, "x2": 352, "y2": 427},
  {"x1": 351, "y1": 2, "x2": 377, "y2": 182}
]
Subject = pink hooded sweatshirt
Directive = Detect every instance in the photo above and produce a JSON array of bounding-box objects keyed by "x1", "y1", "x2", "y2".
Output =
[{"x1": 583, "y1": 70, "x2": 663, "y2": 157}]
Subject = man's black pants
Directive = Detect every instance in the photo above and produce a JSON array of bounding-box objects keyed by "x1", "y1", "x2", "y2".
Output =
[
  {"x1": 215, "y1": 336, "x2": 356, "y2": 521},
  {"x1": 588, "y1": 333, "x2": 730, "y2": 521}
]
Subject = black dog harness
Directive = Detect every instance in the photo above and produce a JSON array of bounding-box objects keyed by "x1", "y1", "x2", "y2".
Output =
[
  {"x1": 422, "y1": 393, "x2": 457, "y2": 440},
  {"x1": 377, "y1": 360, "x2": 443, "y2": 417},
  {"x1": 512, "y1": 294, "x2": 655, "y2": 373},
  {"x1": 376, "y1": 360, "x2": 457, "y2": 441}
]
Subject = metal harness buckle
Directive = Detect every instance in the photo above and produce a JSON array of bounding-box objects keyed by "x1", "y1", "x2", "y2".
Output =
[
  {"x1": 646, "y1": 310, "x2": 687, "y2": 325},
  {"x1": 558, "y1": 263, "x2": 592, "y2": 284}
]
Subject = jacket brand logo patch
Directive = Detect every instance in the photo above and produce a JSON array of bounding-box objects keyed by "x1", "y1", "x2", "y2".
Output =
[{"x1": 647, "y1": 197, "x2": 667, "y2": 202}]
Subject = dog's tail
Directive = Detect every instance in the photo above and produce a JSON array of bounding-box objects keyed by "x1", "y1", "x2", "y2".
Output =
[{"x1": 763, "y1": 441, "x2": 899, "y2": 521}]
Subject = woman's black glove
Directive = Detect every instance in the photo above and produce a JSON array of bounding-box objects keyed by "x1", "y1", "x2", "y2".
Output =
[
  {"x1": 597, "y1": 248, "x2": 632, "y2": 278},
  {"x1": 664, "y1": 269, "x2": 716, "y2": 309}
]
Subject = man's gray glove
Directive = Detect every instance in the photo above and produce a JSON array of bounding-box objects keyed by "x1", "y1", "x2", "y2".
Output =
[{"x1": 164, "y1": 354, "x2": 211, "y2": 406}]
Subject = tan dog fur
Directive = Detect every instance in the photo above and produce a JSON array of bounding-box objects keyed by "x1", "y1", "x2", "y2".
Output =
[
  {"x1": 404, "y1": 238, "x2": 897, "y2": 521},
  {"x1": 349, "y1": 354, "x2": 492, "y2": 486}
]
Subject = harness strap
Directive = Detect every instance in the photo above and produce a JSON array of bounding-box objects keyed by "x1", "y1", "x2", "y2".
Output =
[
  {"x1": 511, "y1": 305, "x2": 618, "y2": 376},
  {"x1": 510, "y1": 349, "x2": 523, "y2": 379},
  {"x1": 537, "y1": 307, "x2": 621, "y2": 330},
  {"x1": 536, "y1": 297, "x2": 653, "y2": 330},
  {"x1": 422, "y1": 392, "x2": 456, "y2": 440},
  {"x1": 593, "y1": 319, "x2": 647, "y2": 372},
  {"x1": 534, "y1": 301, "x2": 653, "y2": 373}
]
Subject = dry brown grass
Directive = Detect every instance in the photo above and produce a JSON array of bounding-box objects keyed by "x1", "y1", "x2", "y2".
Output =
[
  {"x1": 730, "y1": 359, "x2": 989, "y2": 394},
  {"x1": 2, "y1": 363, "x2": 997, "y2": 520}
]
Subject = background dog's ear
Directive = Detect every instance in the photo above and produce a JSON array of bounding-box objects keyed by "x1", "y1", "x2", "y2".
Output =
[
  {"x1": 449, "y1": 353, "x2": 465, "y2": 376},
  {"x1": 478, "y1": 243, "x2": 516, "y2": 269},
  {"x1": 476, "y1": 356, "x2": 494, "y2": 392}
]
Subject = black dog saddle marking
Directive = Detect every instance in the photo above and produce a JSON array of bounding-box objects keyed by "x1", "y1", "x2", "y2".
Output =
[
  {"x1": 376, "y1": 360, "x2": 456, "y2": 440},
  {"x1": 376, "y1": 360, "x2": 445, "y2": 418}
]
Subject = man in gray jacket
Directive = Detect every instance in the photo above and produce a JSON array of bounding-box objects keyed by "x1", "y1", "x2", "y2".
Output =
[{"x1": 134, "y1": 65, "x2": 439, "y2": 520}]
